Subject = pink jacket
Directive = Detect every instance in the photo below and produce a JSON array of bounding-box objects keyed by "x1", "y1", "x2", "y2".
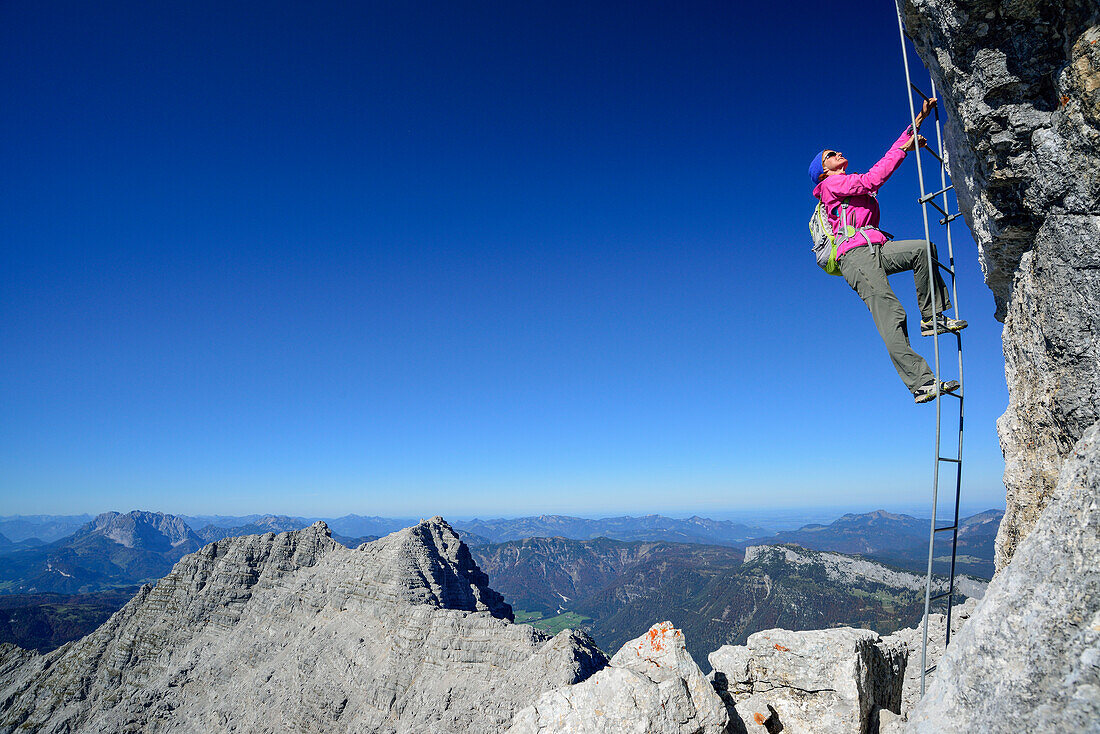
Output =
[{"x1": 812, "y1": 128, "x2": 912, "y2": 259}]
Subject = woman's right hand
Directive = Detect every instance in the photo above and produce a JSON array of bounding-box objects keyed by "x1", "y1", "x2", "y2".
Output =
[
  {"x1": 916, "y1": 97, "x2": 937, "y2": 126},
  {"x1": 902, "y1": 134, "x2": 928, "y2": 152}
]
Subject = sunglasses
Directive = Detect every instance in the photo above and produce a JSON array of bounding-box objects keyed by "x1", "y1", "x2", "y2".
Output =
[{"x1": 823, "y1": 151, "x2": 842, "y2": 161}]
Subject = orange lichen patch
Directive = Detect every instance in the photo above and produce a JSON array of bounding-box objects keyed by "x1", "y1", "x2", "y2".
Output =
[
  {"x1": 1061, "y1": 95, "x2": 1071, "y2": 106},
  {"x1": 773, "y1": 644, "x2": 790, "y2": 652},
  {"x1": 645, "y1": 627, "x2": 670, "y2": 652},
  {"x1": 754, "y1": 712, "x2": 767, "y2": 725}
]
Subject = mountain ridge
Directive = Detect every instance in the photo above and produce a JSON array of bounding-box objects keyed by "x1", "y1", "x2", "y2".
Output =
[{"x1": 0, "y1": 519, "x2": 606, "y2": 733}]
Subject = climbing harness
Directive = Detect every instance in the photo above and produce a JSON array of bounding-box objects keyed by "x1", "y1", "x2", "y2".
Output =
[{"x1": 894, "y1": 1, "x2": 967, "y2": 698}]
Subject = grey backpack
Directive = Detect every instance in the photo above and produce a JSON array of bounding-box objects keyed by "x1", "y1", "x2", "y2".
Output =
[
  {"x1": 809, "y1": 196, "x2": 885, "y2": 275},
  {"x1": 809, "y1": 198, "x2": 848, "y2": 276}
]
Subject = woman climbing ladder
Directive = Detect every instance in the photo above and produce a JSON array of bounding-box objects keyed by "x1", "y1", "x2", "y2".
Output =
[{"x1": 809, "y1": 97, "x2": 967, "y2": 404}]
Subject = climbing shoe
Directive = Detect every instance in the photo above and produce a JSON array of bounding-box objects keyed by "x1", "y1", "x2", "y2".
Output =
[
  {"x1": 914, "y1": 379, "x2": 961, "y2": 404},
  {"x1": 921, "y1": 314, "x2": 968, "y2": 336}
]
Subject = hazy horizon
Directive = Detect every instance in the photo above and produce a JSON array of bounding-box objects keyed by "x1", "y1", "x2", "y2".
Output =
[{"x1": 1, "y1": 501, "x2": 1005, "y2": 534}]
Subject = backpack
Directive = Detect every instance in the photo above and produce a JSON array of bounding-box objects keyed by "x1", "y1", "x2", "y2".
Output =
[
  {"x1": 810, "y1": 196, "x2": 890, "y2": 276},
  {"x1": 809, "y1": 198, "x2": 848, "y2": 276}
]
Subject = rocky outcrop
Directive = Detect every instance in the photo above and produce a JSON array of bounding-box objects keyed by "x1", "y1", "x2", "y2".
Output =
[
  {"x1": 708, "y1": 626, "x2": 907, "y2": 734},
  {"x1": 902, "y1": 424, "x2": 1100, "y2": 732},
  {"x1": 507, "y1": 621, "x2": 730, "y2": 734},
  {"x1": 0, "y1": 519, "x2": 607, "y2": 733},
  {"x1": 900, "y1": 0, "x2": 1100, "y2": 569}
]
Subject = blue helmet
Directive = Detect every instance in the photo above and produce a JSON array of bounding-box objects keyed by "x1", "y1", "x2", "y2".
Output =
[{"x1": 808, "y1": 150, "x2": 827, "y2": 187}]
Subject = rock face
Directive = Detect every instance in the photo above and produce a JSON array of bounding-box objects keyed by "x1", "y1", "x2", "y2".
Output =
[
  {"x1": 900, "y1": 0, "x2": 1100, "y2": 569},
  {"x1": 708, "y1": 626, "x2": 906, "y2": 734},
  {"x1": 903, "y1": 425, "x2": 1100, "y2": 732},
  {"x1": 995, "y1": 213, "x2": 1100, "y2": 567},
  {"x1": 507, "y1": 621, "x2": 730, "y2": 734},
  {"x1": 0, "y1": 519, "x2": 607, "y2": 733}
]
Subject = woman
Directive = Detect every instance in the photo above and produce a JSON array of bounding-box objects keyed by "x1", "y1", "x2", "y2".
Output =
[{"x1": 809, "y1": 97, "x2": 967, "y2": 404}]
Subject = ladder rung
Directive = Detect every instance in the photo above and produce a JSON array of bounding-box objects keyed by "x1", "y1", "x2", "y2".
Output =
[
  {"x1": 923, "y1": 147, "x2": 945, "y2": 166},
  {"x1": 930, "y1": 590, "x2": 953, "y2": 602},
  {"x1": 940, "y1": 212, "x2": 962, "y2": 225},
  {"x1": 934, "y1": 524, "x2": 958, "y2": 532},
  {"x1": 926, "y1": 199, "x2": 949, "y2": 218},
  {"x1": 919, "y1": 184, "x2": 954, "y2": 204},
  {"x1": 932, "y1": 257, "x2": 955, "y2": 277},
  {"x1": 910, "y1": 83, "x2": 931, "y2": 101},
  {"x1": 937, "y1": 457, "x2": 960, "y2": 464}
]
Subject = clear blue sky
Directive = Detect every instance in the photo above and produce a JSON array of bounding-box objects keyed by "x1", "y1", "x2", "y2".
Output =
[{"x1": 1, "y1": 0, "x2": 1008, "y2": 519}]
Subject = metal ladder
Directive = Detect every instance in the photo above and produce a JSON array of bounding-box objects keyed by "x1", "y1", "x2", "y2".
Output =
[{"x1": 894, "y1": 6, "x2": 966, "y2": 697}]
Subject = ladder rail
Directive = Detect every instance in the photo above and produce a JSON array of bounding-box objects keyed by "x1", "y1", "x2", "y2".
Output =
[
  {"x1": 894, "y1": 4, "x2": 966, "y2": 699},
  {"x1": 895, "y1": 13, "x2": 941, "y2": 700},
  {"x1": 929, "y1": 76, "x2": 967, "y2": 647}
]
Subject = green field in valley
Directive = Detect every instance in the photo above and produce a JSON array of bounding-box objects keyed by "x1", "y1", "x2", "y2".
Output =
[{"x1": 514, "y1": 609, "x2": 592, "y2": 636}]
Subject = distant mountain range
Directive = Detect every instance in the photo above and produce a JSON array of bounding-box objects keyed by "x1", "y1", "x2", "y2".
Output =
[
  {"x1": 746, "y1": 509, "x2": 1002, "y2": 578},
  {"x1": 194, "y1": 515, "x2": 317, "y2": 542},
  {"x1": 0, "y1": 515, "x2": 94, "y2": 543},
  {"x1": 0, "y1": 533, "x2": 47, "y2": 555},
  {"x1": 471, "y1": 537, "x2": 986, "y2": 667},
  {"x1": 450, "y1": 514, "x2": 769, "y2": 546},
  {"x1": 0, "y1": 508, "x2": 1001, "y2": 595}
]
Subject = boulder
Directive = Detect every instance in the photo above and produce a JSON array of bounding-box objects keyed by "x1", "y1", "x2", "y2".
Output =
[{"x1": 507, "y1": 621, "x2": 730, "y2": 734}]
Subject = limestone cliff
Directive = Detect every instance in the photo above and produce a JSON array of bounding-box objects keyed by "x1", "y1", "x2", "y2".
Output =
[
  {"x1": 899, "y1": 0, "x2": 1100, "y2": 569},
  {"x1": 893, "y1": 0, "x2": 1100, "y2": 730}
]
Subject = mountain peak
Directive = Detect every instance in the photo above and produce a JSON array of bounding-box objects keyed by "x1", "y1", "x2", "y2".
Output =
[
  {"x1": 79, "y1": 510, "x2": 202, "y2": 550},
  {"x1": 369, "y1": 516, "x2": 512, "y2": 619},
  {"x1": 0, "y1": 518, "x2": 599, "y2": 732}
]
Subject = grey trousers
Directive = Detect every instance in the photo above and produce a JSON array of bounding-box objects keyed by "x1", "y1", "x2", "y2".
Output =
[{"x1": 837, "y1": 240, "x2": 952, "y2": 394}]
